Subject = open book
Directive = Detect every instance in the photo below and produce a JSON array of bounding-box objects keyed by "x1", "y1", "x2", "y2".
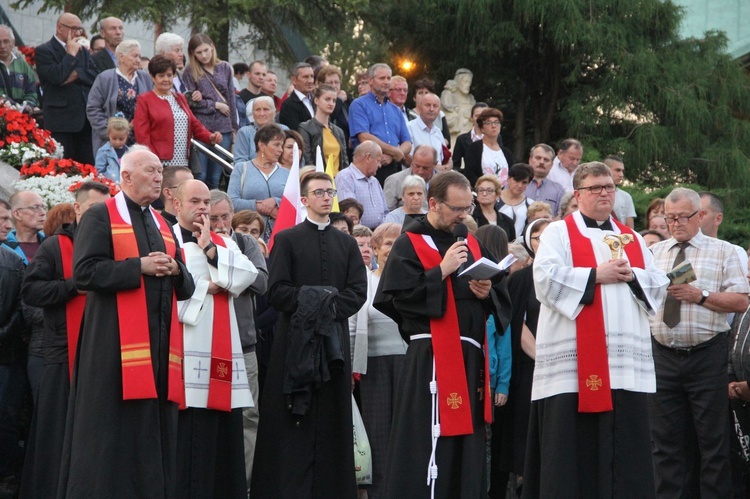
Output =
[
  {"x1": 458, "y1": 254, "x2": 517, "y2": 280},
  {"x1": 666, "y1": 260, "x2": 696, "y2": 285}
]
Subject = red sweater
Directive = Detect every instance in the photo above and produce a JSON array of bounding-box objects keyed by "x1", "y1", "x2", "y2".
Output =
[{"x1": 133, "y1": 90, "x2": 212, "y2": 162}]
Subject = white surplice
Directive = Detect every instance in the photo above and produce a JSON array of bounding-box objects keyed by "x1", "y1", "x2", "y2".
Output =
[
  {"x1": 531, "y1": 212, "x2": 669, "y2": 401},
  {"x1": 175, "y1": 227, "x2": 259, "y2": 408}
]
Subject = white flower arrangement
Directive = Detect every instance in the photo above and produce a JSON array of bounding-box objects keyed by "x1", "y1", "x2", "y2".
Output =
[
  {"x1": 14, "y1": 174, "x2": 92, "y2": 208},
  {"x1": 0, "y1": 141, "x2": 57, "y2": 168}
]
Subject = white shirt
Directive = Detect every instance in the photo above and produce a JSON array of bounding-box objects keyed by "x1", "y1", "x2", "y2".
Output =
[
  {"x1": 294, "y1": 88, "x2": 314, "y2": 118},
  {"x1": 407, "y1": 116, "x2": 445, "y2": 163},
  {"x1": 613, "y1": 188, "x2": 636, "y2": 223},
  {"x1": 547, "y1": 157, "x2": 576, "y2": 193}
]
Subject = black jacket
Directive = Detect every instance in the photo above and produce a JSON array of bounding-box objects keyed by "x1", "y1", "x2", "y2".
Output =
[
  {"x1": 284, "y1": 285, "x2": 344, "y2": 417},
  {"x1": 278, "y1": 91, "x2": 314, "y2": 131},
  {"x1": 0, "y1": 246, "x2": 27, "y2": 363},
  {"x1": 298, "y1": 118, "x2": 349, "y2": 172},
  {"x1": 92, "y1": 48, "x2": 116, "y2": 73}
]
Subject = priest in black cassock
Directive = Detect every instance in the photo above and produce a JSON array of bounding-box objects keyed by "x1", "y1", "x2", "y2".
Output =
[
  {"x1": 374, "y1": 171, "x2": 511, "y2": 498},
  {"x1": 20, "y1": 181, "x2": 111, "y2": 499},
  {"x1": 251, "y1": 172, "x2": 367, "y2": 498},
  {"x1": 58, "y1": 147, "x2": 195, "y2": 498}
]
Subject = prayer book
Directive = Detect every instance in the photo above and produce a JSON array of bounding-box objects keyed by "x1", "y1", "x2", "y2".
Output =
[{"x1": 458, "y1": 254, "x2": 517, "y2": 280}]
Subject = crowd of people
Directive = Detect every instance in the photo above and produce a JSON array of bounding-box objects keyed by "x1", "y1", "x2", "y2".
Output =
[{"x1": 2, "y1": 11, "x2": 750, "y2": 499}]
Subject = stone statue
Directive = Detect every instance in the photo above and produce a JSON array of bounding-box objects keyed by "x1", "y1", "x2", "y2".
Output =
[{"x1": 441, "y1": 68, "x2": 476, "y2": 146}]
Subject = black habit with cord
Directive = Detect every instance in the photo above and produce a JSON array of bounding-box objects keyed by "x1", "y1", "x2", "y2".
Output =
[
  {"x1": 58, "y1": 194, "x2": 195, "y2": 498},
  {"x1": 250, "y1": 219, "x2": 366, "y2": 499},
  {"x1": 373, "y1": 215, "x2": 511, "y2": 499},
  {"x1": 175, "y1": 226, "x2": 247, "y2": 499},
  {"x1": 19, "y1": 223, "x2": 78, "y2": 498}
]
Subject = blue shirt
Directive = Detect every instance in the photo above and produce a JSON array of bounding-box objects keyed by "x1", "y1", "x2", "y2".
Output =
[{"x1": 348, "y1": 92, "x2": 411, "y2": 149}]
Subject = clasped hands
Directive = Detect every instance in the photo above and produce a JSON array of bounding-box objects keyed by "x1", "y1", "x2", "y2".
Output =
[
  {"x1": 440, "y1": 241, "x2": 491, "y2": 300},
  {"x1": 596, "y1": 259, "x2": 634, "y2": 284},
  {"x1": 141, "y1": 252, "x2": 179, "y2": 277}
]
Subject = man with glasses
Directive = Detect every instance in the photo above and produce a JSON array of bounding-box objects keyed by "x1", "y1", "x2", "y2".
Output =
[
  {"x1": 35, "y1": 12, "x2": 98, "y2": 165},
  {"x1": 252, "y1": 171, "x2": 366, "y2": 497},
  {"x1": 525, "y1": 162, "x2": 668, "y2": 497},
  {"x1": 649, "y1": 187, "x2": 750, "y2": 497},
  {"x1": 3, "y1": 190, "x2": 46, "y2": 265},
  {"x1": 374, "y1": 171, "x2": 510, "y2": 497},
  {"x1": 335, "y1": 140, "x2": 389, "y2": 229}
]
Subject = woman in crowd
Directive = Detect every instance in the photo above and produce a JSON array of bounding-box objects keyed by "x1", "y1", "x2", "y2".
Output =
[
  {"x1": 133, "y1": 55, "x2": 221, "y2": 167},
  {"x1": 384, "y1": 175, "x2": 426, "y2": 225},
  {"x1": 526, "y1": 201, "x2": 554, "y2": 225},
  {"x1": 227, "y1": 124, "x2": 289, "y2": 241},
  {"x1": 87, "y1": 39, "x2": 153, "y2": 154},
  {"x1": 645, "y1": 198, "x2": 666, "y2": 228},
  {"x1": 182, "y1": 33, "x2": 238, "y2": 189},
  {"x1": 463, "y1": 108, "x2": 514, "y2": 186},
  {"x1": 330, "y1": 212, "x2": 354, "y2": 234},
  {"x1": 453, "y1": 102, "x2": 489, "y2": 171},
  {"x1": 474, "y1": 224, "x2": 513, "y2": 499},
  {"x1": 299, "y1": 84, "x2": 348, "y2": 175},
  {"x1": 232, "y1": 209, "x2": 268, "y2": 256},
  {"x1": 352, "y1": 225, "x2": 373, "y2": 270},
  {"x1": 234, "y1": 96, "x2": 288, "y2": 163},
  {"x1": 349, "y1": 222, "x2": 406, "y2": 499},
  {"x1": 498, "y1": 164, "x2": 534, "y2": 239},
  {"x1": 279, "y1": 130, "x2": 304, "y2": 169},
  {"x1": 473, "y1": 174, "x2": 517, "y2": 240},
  {"x1": 339, "y1": 198, "x2": 364, "y2": 226},
  {"x1": 496, "y1": 217, "x2": 552, "y2": 497},
  {"x1": 558, "y1": 191, "x2": 578, "y2": 219},
  {"x1": 315, "y1": 65, "x2": 350, "y2": 151}
]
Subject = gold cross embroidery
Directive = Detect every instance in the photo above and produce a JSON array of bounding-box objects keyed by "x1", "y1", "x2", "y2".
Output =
[
  {"x1": 586, "y1": 375, "x2": 603, "y2": 391},
  {"x1": 216, "y1": 362, "x2": 229, "y2": 378},
  {"x1": 447, "y1": 392, "x2": 462, "y2": 409}
]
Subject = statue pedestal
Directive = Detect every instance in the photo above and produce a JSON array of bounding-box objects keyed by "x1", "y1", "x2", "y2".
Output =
[{"x1": 0, "y1": 161, "x2": 19, "y2": 201}]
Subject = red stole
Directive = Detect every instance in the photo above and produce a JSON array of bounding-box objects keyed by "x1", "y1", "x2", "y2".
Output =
[
  {"x1": 405, "y1": 232, "x2": 492, "y2": 436},
  {"x1": 106, "y1": 197, "x2": 185, "y2": 407},
  {"x1": 206, "y1": 233, "x2": 233, "y2": 412},
  {"x1": 58, "y1": 235, "x2": 85, "y2": 380},
  {"x1": 565, "y1": 215, "x2": 645, "y2": 412}
]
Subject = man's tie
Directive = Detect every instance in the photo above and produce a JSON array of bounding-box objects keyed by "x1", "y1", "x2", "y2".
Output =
[{"x1": 663, "y1": 242, "x2": 688, "y2": 328}]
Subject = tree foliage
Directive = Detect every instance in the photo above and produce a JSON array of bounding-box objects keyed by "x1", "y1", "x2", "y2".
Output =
[{"x1": 366, "y1": 0, "x2": 750, "y2": 189}]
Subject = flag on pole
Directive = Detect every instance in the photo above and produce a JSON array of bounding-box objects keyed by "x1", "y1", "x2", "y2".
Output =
[
  {"x1": 268, "y1": 143, "x2": 304, "y2": 253},
  {"x1": 315, "y1": 145, "x2": 324, "y2": 173},
  {"x1": 325, "y1": 153, "x2": 340, "y2": 212}
]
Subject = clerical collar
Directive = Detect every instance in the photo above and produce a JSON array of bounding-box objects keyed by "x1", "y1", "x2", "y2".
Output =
[
  {"x1": 580, "y1": 213, "x2": 613, "y2": 231},
  {"x1": 180, "y1": 225, "x2": 198, "y2": 243},
  {"x1": 306, "y1": 216, "x2": 330, "y2": 230}
]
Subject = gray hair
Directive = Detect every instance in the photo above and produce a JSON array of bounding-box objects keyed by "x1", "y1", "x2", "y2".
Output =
[
  {"x1": 120, "y1": 144, "x2": 156, "y2": 182},
  {"x1": 154, "y1": 32, "x2": 184, "y2": 56},
  {"x1": 251, "y1": 95, "x2": 275, "y2": 112},
  {"x1": 116, "y1": 39, "x2": 140, "y2": 57},
  {"x1": 507, "y1": 242, "x2": 530, "y2": 265},
  {"x1": 0, "y1": 25, "x2": 14, "y2": 41},
  {"x1": 529, "y1": 143, "x2": 554, "y2": 158},
  {"x1": 367, "y1": 63, "x2": 391, "y2": 79},
  {"x1": 290, "y1": 62, "x2": 312, "y2": 78},
  {"x1": 401, "y1": 174, "x2": 426, "y2": 195},
  {"x1": 210, "y1": 189, "x2": 233, "y2": 212},
  {"x1": 558, "y1": 191, "x2": 576, "y2": 218},
  {"x1": 559, "y1": 138, "x2": 583, "y2": 152},
  {"x1": 353, "y1": 140, "x2": 382, "y2": 159},
  {"x1": 351, "y1": 225, "x2": 373, "y2": 238},
  {"x1": 666, "y1": 188, "x2": 701, "y2": 211}
]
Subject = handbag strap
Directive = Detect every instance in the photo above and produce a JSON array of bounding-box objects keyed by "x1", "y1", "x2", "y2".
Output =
[{"x1": 205, "y1": 66, "x2": 228, "y2": 104}]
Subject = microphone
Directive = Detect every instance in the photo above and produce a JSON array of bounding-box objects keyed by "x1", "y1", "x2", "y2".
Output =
[{"x1": 452, "y1": 224, "x2": 469, "y2": 274}]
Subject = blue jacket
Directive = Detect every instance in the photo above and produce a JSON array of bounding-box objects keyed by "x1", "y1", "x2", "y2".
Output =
[
  {"x1": 487, "y1": 315, "x2": 511, "y2": 396},
  {"x1": 2, "y1": 229, "x2": 46, "y2": 265},
  {"x1": 95, "y1": 142, "x2": 125, "y2": 181}
]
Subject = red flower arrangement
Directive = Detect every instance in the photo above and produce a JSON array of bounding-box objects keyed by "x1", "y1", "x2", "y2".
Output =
[
  {"x1": 68, "y1": 177, "x2": 121, "y2": 196},
  {"x1": 18, "y1": 46, "x2": 35, "y2": 67},
  {"x1": 20, "y1": 157, "x2": 98, "y2": 178},
  {"x1": 0, "y1": 107, "x2": 56, "y2": 152}
]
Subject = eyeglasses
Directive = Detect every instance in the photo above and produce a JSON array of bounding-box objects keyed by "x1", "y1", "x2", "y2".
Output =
[
  {"x1": 665, "y1": 210, "x2": 700, "y2": 225},
  {"x1": 441, "y1": 201, "x2": 475, "y2": 215},
  {"x1": 18, "y1": 204, "x2": 45, "y2": 213},
  {"x1": 305, "y1": 188, "x2": 337, "y2": 198},
  {"x1": 483, "y1": 120, "x2": 501, "y2": 127},
  {"x1": 59, "y1": 23, "x2": 84, "y2": 32},
  {"x1": 477, "y1": 188, "x2": 496, "y2": 195},
  {"x1": 209, "y1": 213, "x2": 231, "y2": 223},
  {"x1": 577, "y1": 184, "x2": 616, "y2": 194}
]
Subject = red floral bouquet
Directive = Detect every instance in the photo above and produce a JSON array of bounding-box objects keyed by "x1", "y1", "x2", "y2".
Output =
[
  {"x1": 0, "y1": 107, "x2": 55, "y2": 151},
  {"x1": 69, "y1": 176, "x2": 121, "y2": 196},
  {"x1": 20, "y1": 157, "x2": 97, "y2": 178},
  {"x1": 17, "y1": 46, "x2": 35, "y2": 67}
]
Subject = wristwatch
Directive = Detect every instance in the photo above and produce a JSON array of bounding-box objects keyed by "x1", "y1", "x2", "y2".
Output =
[{"x1": 699, "y1": 289, "x2": 709, "y2": 305}]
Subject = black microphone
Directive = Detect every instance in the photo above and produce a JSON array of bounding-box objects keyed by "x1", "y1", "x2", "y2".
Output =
[{"x1": 452, "y1": 224, "x2": 469, "y2": 274}]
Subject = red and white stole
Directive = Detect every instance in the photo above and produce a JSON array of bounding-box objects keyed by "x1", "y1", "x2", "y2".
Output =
[{"x1": 564, "y1": 214, "x2": 645, "y2": 412}]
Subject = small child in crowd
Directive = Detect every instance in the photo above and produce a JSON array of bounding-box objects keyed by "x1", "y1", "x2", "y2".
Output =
[{"x1": 95, "y1": 116, "x2": 130, "y2": 181}]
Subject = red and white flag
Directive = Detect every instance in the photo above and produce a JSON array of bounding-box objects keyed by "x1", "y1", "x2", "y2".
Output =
[{"x1": 268, "y1": 143, "x2": 304, "y2": 253}]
